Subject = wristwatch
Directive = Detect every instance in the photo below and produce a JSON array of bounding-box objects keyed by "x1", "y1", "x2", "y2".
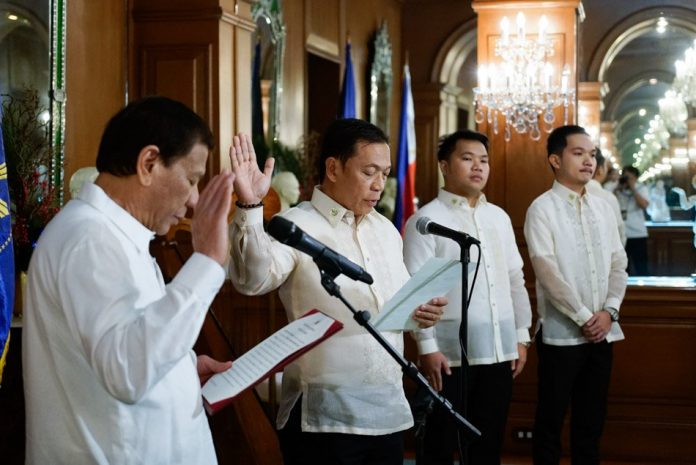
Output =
[{"x1": 604, "y1": 308, "x2": 619, "y2": 322}]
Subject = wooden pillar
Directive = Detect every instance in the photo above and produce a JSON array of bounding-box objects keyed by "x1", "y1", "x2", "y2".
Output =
[
  {"x1": 131, "y1": 0, "x2": 255, "y2": 178},
  {"x1": 471, "y1": 0, "x2": 581, "y2": 228},
  {"x1": 412, "y1": 82, "x2": 445, "y2": 205},
  {"x1": 600, "y1": 120, "x2": 618, "y2": 168},
  {"x1": 578, "y1": 81, "x2": 602, "y2": 144}
]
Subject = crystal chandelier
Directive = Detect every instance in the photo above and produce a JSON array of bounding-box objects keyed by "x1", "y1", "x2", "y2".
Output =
[
  {"x1": 673, "y1": 38, "x2": 696, "y2": 106},
  {"x1": 473, "y1": 12, "x2": 575, "y2": 141},
  {"x1": 658, "y1": 89, "x2": 687, "y2": 136}
]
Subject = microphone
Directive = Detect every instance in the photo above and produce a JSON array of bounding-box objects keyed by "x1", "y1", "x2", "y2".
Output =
[
  {"x1": 415, "y1": 216, "x2": 481, "y2": 245},
  {"x1": 267, "y1": 216, "x2": 374, "y2": 285}
]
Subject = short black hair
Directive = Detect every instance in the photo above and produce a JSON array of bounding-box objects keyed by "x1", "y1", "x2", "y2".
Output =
[
  {"x1": 622, "y1": 165, "x2": 640, "y2": 177},
  {"x1": 547, "y1": 125, "x2": 589, "y2": 157},
  {"x1": 318, "y1": 118, "x2": 389, "y2": 181},
  {"x1": 595, "y1": 147, "x2": 605, "y2": 168},
  {"x1": 96, "y1": 96, "x2": 214, "y2": 176},
  {"x1": 437, "y1": 130, "x2": 489, "y2": 161}
]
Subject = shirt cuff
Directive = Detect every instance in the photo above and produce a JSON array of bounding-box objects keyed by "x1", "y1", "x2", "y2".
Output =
[
  {"x1": 233, "y1": 205, "x2": 264, "y2": 227},
  {"x1": 574, "y1": 306, "x2": 595, "y2": 326},
  {"x1": 173, "y1": 252, "x2": 226, "y2": 304},
  {"x1": 516, "y1": 328, "x2": 531, "y2": 344},
  {"x1": 604, "y1": 297, "x2": 621, "y2": 312},
  {"x1": 416, "y1": 338, "x2": 440, "y2": 355}
]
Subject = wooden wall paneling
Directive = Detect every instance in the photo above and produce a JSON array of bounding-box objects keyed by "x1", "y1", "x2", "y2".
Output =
[
  {"x1": 505, "y1": 286, "x2": 696, "y2": 463},
  {"x1": 473, "y1": 1, "x2": 578, "y2": 228},
  {"x1": 305, "y1": 0, "x2": 341, "y2": 60},
  {"x1": 342, "y1": 0, "x2": 402, "y2": 133},
  {"x1": 646, "y1": 226, "x2": 696, "y2": 276},
  {"x1": 140, "y1": 45, "x2": 212, "y2": 120},
  {"x1": 65, "y1": 0, "x2": 128, "y2": 197},
  {"x1": 131, "y1": 0, "x2": 255, "y2": 178},
  {"x1": 279, "y1": 0, "x2": 306, "y2": 145},
  {"x1": 412, "y1": 82, "x2": 443, "y2": 204}
]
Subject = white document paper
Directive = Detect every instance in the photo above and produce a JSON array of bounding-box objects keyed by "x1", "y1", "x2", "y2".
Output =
[
  {"x1": 202, "y1": 311, "x2": 337, "y2": 405},
  {"x1": 372, "y1": 257, "x2": 463, "y2": 332}
]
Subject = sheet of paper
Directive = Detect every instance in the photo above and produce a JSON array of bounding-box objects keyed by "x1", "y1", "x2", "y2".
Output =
[
  {"x1": 372, "y1": 257, "x2": 463, "y2": 332},
  {"x1": 202, "y1": 311, "x2": 336, "y2": 404}
]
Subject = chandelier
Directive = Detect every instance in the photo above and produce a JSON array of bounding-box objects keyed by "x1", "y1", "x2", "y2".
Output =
[
  {"x1": 658, "y1": 89, "x2": 687, "y2": 136},
  {"x1": 473, "y1": 12, "x2": 575, "y2": 141},
  {"x1": 673, "y1": 38, "x2": 696, "y2": 106}
]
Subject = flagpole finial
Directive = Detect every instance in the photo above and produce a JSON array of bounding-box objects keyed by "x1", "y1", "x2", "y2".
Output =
[{"x1": 346, "y1": 33, "x2": 351, "y2": 45}]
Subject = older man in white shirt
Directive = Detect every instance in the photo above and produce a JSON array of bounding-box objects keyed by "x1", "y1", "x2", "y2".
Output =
[
  {"x1": 404, "y1": 130, "x2": 532, "y2": 465},
  {"x1": 524, "y1": 125, "x2": 628, "y2": 465},
  {"x1": 24, "y1": 97, "x2": 235, "y2": 465},
  {"x1": 228, "y1": 119, "x2": 446, "y2": 465}
]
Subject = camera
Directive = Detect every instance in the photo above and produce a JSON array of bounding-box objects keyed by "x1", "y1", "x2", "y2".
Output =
[{"x1": 619, "y1": 175, "x2": 628, "y2": 185}]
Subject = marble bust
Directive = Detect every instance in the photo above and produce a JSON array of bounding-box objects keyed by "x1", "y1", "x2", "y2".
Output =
[
  {"x1": 69, "y1": 167, "x2": 99, "y2": 199},
  {"x1": 271, "y1": 171, "x2": 301, "y2": 212}
]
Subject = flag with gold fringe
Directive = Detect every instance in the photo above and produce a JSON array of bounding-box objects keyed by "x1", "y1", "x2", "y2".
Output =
[{"x1": 0, "y1": 99, "x2": 15, "y2": 386}]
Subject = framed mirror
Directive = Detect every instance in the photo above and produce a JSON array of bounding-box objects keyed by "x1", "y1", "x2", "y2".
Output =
[
  {"x1": 368, "y1": 20, "x2": 393, "y2": 136},
  {"x1": 252, "y1": 0, "x2": 285, "y2": 150},
  {"x1": 600, "y1": 15, "x2": 696, "y2": 278},
  {"x1": 0, "y1": 0, "x2": 66, "y2": 200}
]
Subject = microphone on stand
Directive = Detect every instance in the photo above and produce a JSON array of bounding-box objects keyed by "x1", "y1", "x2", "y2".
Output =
[
  {"x1": 415, "y1": 216, "x2": 481, "y2": 245},
  {"x1": 267, "y1": 216, "x2": 374, "y2": 285}
]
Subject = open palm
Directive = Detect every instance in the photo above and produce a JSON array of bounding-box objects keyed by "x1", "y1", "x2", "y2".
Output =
[{"x1": 229, "y1": 133, "x2": 275, "y2": 204}]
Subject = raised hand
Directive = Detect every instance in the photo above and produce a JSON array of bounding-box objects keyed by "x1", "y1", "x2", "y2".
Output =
[
  {"x1": 191, "y1": 170, "x2": 235, "y2": 265},
  {"x1": 229, "y1": 133, "x2": 275, "y2": 204}
]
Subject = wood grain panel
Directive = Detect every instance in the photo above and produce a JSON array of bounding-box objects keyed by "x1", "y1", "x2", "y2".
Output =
[
  {"x1": 305, "y1": 0, "x2": 341, "y2": 59},
  {"x1": 140, "y1": 45, "x2": 212, "y2": 121},
  {"x1": 505, "y1": 285, "x2": 696, "y2": 462},
  {"x1": 65, "y1": 0, "x2": 128, "y2": 197}
]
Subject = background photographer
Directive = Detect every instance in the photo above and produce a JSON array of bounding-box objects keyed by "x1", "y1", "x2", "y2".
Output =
[{"x1": 614, "y1": 165, "x2": 650, "y2": 275}]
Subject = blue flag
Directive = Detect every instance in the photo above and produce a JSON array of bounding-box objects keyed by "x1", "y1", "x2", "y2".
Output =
[
  {"x1": 0, "y1": 100, "x2": 15, "y2": 384},
  {"x1": 338, "y1": 42, "x2": 356, "y2": 119}
]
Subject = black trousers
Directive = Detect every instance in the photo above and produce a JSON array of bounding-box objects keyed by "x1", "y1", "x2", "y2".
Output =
[
  {"x1": 416, "y1": 362, "x2": 513, "y2": 465},
  {"x1": 625, "y1": 237, "x2": 649, "y2": 276},
  {"x1": 532, "y1": 336, "x2": 613, "y2": 465},
  {"x1": 278, "y1": 398, "x2": 404, "y2": 465}
]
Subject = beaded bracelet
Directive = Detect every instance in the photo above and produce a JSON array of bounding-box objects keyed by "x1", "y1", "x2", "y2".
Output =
[{"x1": 235, "y1": 200, "x2": 264, "y2": 209}]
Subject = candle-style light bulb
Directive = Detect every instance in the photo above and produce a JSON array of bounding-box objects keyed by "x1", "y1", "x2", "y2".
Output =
[
  {"x1": 500, "y1": 17, "x2": 510, "y2": 43},
  {"x1": 538, "y1": 15, "x2": 548, "y2": 43},
  {"x1": 561, "y1": 64, "x2": 570, "y2": 92},
  {"x1": 517, "y1": 12, "x2": 526, "y2": 40},
  {"x1": 544, "y1": 62, "x2": 553, "y2": 91},
  {"x1": 478, "y1": 65, "x2": 488, "y2": 90}
]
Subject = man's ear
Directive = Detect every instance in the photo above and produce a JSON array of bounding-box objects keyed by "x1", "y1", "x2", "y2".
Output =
[
  {"x1": 439, "y1": 160, "x2": 449, "y2": 177},
  {"x1": 548, "y1": 153, "x2": 562, "y2": 171},
  {"x1": 135, "y1": 145, "x2": 161, "y2": 186},
  {"x1": 325, "y1": 157, "x2": 340, "y2": 183}
]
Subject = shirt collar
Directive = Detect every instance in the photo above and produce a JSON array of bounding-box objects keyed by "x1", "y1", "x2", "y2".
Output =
[
  {"x1": 551, "y1": 180, "x2": 589, "y2": 206},
  {"x1": 77, "y1": 182, "x2": 155, "y2": 252},
  {"x1": 438, "y1": 189, "x2": 487, "y2": 210},
  {"x1": 310, "y1": 186, "x2": 372, "y2": 227},
  {"x1": 586, "y1": 179, "x2": 601, "y2": 190}
]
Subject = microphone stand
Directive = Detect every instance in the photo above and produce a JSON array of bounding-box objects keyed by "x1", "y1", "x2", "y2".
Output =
[
  {"x1": 317, "y1": 266, "x2": 481, "y2": 440},
  {"x1": 457, "y1": 239, "x2": 474, "y2": 465}
]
